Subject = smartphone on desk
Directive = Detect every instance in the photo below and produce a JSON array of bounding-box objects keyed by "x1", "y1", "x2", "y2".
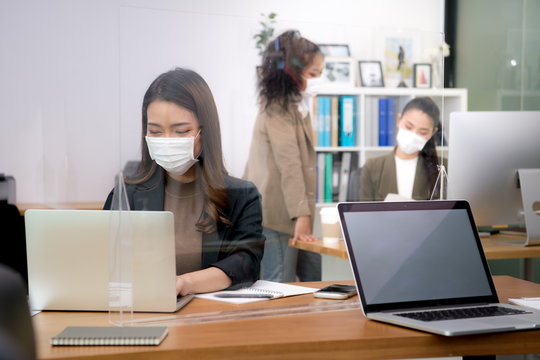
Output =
[{"x1": 313, "y1": 284, "x2": 357, "y2": 299}]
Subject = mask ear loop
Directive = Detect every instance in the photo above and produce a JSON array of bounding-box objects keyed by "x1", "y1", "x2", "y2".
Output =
[
  {"x1": 283, "y1": 65, "x2": 302, "y2": 89},
  {"x1": 194, "y1": 129, "x2": 203, "y2": 159}
]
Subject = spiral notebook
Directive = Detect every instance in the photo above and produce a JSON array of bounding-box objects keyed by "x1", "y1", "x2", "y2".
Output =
[
  {"x1": 196, "y1": 280, "x2": 318, "y2": 304},
  {"x1": 51, "y1": 326, "x2": 168, "y2": 346}
]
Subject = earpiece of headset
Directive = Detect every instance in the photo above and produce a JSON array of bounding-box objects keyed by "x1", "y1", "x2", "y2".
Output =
[{"x1": 275, "y1": 37, "x2": 285, "y2": 70}]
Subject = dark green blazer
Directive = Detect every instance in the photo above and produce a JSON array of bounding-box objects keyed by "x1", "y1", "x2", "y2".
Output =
[{"x1": 104, "y1": 168, "x2": 265, "y2": 289}]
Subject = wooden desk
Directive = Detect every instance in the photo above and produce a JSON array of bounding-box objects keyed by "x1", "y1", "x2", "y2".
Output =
[
  {"x1": 290, "y1": 238, "x2": 349, "y2": 260},
  {"x1": 291, "y1": 233, "x2": 539, "y2": 280},
  {"x1": 290, "y1": 233, "x2": 538, "y2": 261},
  {"x1": 17, "y1": 202, "x2": 104, "y2": 215},
  {"x1": 33, "y1": 277, "x2": 540, "y2": 360}
]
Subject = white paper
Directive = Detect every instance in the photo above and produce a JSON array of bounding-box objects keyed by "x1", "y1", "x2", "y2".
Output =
[
  {"x1": 196, "y1": 280, "x2": 319, "y2": 304},
  {"x1": 508, "y1": 298, "x2": 540, "y2": 310}
]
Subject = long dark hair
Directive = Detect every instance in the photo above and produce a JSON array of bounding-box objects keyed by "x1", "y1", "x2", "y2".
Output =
[
  {"x1": 129, "y1": 68, "x2": 230, "y2": 232},
  {"x1": 258, "y1": 30, "x2": 321, "y2": 110},
  {"x1": 401, "y1": 97, "x2": 441, "y2": 192}
]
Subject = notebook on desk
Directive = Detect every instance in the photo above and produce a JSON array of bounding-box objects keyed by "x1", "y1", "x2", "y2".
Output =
[
  {"x1": 25, "y1": 209, "x2": 193, "y2": 313},
  {"x1": 337, "y1": 200, "x2": 540, "y2": 336}
]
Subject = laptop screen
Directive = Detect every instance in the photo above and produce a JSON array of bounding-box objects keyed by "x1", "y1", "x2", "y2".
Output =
[{"x1": 338, "y1": 201, "x2": 498, "y2": 312}]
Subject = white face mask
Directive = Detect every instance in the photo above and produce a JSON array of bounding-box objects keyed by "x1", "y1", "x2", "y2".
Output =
[
  {"x1": 145, "y1": 131, "x2": 200, "y2": 175},
  {"x1": 396, "y1": 128, "x2": 429, "y2": 155},
  {"x1": 303, "y1": 77, "x2": 323, "y2": 97}
]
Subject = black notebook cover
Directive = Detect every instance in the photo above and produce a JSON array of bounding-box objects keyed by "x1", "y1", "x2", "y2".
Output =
[{"x1": 51, "y1": 326, "x2": 168, "y2": 346}]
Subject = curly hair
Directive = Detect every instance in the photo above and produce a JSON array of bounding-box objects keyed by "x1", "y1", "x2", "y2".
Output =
[{"x1": 258, "y1": 30, "x2": 322, "y2": 110}]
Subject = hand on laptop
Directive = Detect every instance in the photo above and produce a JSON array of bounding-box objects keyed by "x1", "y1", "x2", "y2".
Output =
[
  {"x1": 176, "y1": 277, "x2": 189, "y2": 296},
  {"x1": 176, "y1": 268, "x2": 233, "y2": 296}
]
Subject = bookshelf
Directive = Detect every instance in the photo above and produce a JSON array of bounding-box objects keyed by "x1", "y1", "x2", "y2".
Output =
[
  {"x1": 313, "y1": 87, "x2": 467, "y2": 165},
  {"x1": 311, "y1": 86, "x2": 467, "y2": 206}
]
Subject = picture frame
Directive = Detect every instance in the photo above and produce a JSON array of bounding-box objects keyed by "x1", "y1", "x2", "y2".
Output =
[
  {"x1": 413, "y1": 63, "x2": 432, "y2": 88},
  {"x1": 320, "y1": 57, "x2": 356, "y2": 88},
  {"x1": 318, "y1": 44, "x2": 350, "y2": 57},
  {"x1": 374, "y1": 29, "x2": 421, "y2": 87},
  {"x1": 358, "y1": 61, "x2": 385, "y2": 87},
  {"x1": 317, "y1": 44, "x2": 351, "y2": 57}
]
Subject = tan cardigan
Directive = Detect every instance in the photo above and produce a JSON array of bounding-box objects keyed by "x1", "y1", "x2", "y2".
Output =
[
  {"x1": 243, "y1": 100, "x2": 316, "y2": 235},
  {"x1": 359, "y1": 151, "x2": 434, "y2": 201}
]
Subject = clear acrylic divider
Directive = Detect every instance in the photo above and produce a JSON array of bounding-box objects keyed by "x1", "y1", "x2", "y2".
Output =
[
  {"x1": 430, "y1": 31, "x2": 448, "y2": 201},
  {"x1": 108, "y1": 171, "x2": 134, "y2": 326}
]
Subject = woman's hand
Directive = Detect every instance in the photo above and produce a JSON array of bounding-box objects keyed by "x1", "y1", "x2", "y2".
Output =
[
  {"x1": 292, "y1": 215, "x2": 317, "y2": 245},
  {"x1": 176, "y1": 275, "x2": 191, "y2": 296},
  {"x1": 175, "y1": 268, "x2": 232, "y2": 296}
]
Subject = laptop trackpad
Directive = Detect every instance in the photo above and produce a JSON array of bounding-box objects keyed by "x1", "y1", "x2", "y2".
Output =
[{"x1": 478, "y1": 317, "x2": 538, "y2": 330}]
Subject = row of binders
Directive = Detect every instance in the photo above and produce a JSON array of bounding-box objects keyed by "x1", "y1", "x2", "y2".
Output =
[
  {"x1": 361, "y1": 97, "x2": 401, "y2": 147},
  {"x1": 316, "y1": 152, "x2": 359, "y2": 203},
  {"x1": 313, "y1": 95, "x2": 399, "y2": 148},
  {"x1": 364, "y1": 97, "x2": 446, "y2": 147},
  {"x1": 314, "y1": 96, "x2": 356, "y2": 147},
  {"x1": 371, "y1": 97, "x2": 396, "y2": 147}
]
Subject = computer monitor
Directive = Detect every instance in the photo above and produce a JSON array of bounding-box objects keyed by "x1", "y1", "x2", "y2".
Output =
[{"x1": 447, "y1": 111, "x2": 540, "y2": 243}]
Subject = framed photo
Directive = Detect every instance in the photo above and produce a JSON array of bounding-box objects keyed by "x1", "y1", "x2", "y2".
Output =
[
  {"x1": 318, "y1": 44, "x2": 350, "y2": 57},
  {"x1": 413, "y1": 63, "x2": 432, "y2": 88},
  {"x1": 358, "y1": 61, "x2": 384, "y2": 87},
  {"x1": 320, "y1": 57, "x2": 356, "y2": 87},
  {"x1": 374, "y1": 29, "x2": 421, "y2": 87}
]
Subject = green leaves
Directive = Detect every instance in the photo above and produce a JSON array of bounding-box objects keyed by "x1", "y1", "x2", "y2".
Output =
[{"x1": 253, "y1": 12, "x2": 277, "y2": 56}]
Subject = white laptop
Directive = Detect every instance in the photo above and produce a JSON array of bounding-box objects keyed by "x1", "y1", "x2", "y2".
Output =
[
  {"x1": 25, "y1": 209, "x2": 193, "y2": 313},
  {"x1": 337, "y1": 200, "x2": 540, "y2": 336}
]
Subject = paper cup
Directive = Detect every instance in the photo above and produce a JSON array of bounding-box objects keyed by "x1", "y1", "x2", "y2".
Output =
[{"x1": 320, "y1": 207, "x2": 342, "y2": 244}]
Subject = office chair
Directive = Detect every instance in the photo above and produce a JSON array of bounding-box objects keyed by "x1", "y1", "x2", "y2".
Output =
[
  {"x1": 0, "y1": 174, "x2": 16, "y2": 205},
  {"x1": 0, "y1": 201, "x2": 27, "y2": 292},
  {"x1": 0, "y1": 265, "x2": 35, "y2": 360},
  {"x1": 346, "y1": 167, "x2": 362, "y2": 202}
]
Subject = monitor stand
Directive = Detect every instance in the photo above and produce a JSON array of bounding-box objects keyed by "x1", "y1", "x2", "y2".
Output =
[{"x1": 518, "y1": 168, "x2": 540, "y2": 246}]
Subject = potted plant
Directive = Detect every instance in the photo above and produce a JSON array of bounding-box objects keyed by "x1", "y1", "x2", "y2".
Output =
[{"x1": 253, "y1": 12, "x2": 277, "y2": 56}]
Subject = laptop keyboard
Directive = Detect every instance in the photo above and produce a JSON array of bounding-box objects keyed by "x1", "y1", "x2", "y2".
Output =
[{"x1": 396, "y1": 306, "x2": 529, "y2": 322}]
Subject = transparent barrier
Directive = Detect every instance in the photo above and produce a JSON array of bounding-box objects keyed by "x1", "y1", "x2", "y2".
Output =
[{"x1": 107, "y1": 172, "x2": 134, "y2": 325}]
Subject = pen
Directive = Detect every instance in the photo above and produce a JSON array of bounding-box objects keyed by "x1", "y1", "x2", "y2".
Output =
[{"x1": 215, "y1": 293, "x2": 274, "y2": 299}]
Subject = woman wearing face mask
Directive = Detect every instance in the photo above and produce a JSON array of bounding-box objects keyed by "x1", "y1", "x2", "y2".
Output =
[
  {"x1": 104, "y1": 68, "x2": 265, "y2": 296},
  {"x1": 359, "y1": 97, "x2": 442, "y2": 201},
  {"x1": 243, "y1": 30, "x2": 324, "y2": 282}
]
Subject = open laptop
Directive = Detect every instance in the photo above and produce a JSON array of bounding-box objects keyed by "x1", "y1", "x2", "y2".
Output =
[
  {"x1": 25, "y1": 209, "x2": 193, "y2": 313},
  {"x1": 337, "y1": 200, "x2": 540, "y2": 336}
]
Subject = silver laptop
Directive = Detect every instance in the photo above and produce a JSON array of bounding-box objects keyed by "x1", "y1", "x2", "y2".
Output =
[
  {"x1": 25, "y1": 209, "x2": 193, "y2": 313},
  {"x1": 338, "y1": 200, "x2": 540, "y2": 336}
]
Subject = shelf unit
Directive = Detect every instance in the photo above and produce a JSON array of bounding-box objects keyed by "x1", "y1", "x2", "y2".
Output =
[
  {"x1": 312, "y1": 87, "x2": 467, "y2": 167},
  {"x1": 311, "y1": 86, "x2": 467, "y2": 215}
]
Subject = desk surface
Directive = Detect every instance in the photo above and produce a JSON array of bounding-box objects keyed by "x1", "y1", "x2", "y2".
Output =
[
  {"x1": 290, "y1": 233, "x2": 540, "y2": 261},
  {"x1": 17, "y1": 202, "x2": 104, "y2": 215},
  {"x1": 34, "y1": 276, "x2": 540, "y2": 360}
]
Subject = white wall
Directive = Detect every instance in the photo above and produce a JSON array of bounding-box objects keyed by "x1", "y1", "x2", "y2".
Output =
[{"x1": 0, "y1": 0, "x2": 444, "y2": 203}]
